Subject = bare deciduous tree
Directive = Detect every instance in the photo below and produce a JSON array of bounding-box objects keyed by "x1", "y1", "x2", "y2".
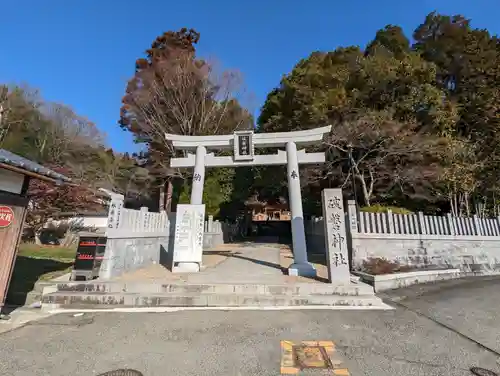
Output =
[
  {"x1": 120, "y1": 29, "x2": 253, "y2": 211},
  {"x1": 0, "y1": 85, "x2": 42, "y2": 147},
  {"x1": 436, "y1": 138, "x2": 483, "y2": 217},
  {"x1": 123, "y1": 54, "x2": 250, "y2": 158},
  {"x1": 39, "y1": 103, "x2": 105, "y2": 164},
  {"x1": 324, "y1": 112, "x2": 443, "y2": 206}
]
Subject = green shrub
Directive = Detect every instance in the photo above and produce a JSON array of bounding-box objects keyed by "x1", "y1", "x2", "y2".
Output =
[{"x1": 360, "y1": 204, "x2": 412, "y2": 215}]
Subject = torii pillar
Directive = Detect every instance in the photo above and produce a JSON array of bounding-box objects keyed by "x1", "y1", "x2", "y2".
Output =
[{"x1": 166, "y1": 125, "x2": 332, "y2": 277}]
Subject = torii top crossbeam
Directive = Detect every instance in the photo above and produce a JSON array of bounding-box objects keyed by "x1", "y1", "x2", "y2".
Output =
[
  {"x1": 165, "y1": 125, "x2": 332, "y2": 151},
  {"x1": 165, "y1": 125, "x2": 332, "y2": 168}
]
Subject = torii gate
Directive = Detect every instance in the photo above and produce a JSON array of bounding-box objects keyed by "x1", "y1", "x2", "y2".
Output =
[{"x1": 165, "y1": 126, "x2": 331, "y2": 277}]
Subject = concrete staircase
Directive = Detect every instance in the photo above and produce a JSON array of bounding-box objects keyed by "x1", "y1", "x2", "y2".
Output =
[
  {"x1": 41, "y1": 280, "x2": 389, "y2": 310},
  {"x1": 7, "y1": 273, "x2": 71, "y2": 307}
]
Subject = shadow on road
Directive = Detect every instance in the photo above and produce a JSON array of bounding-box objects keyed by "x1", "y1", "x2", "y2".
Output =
[{"x1": 204, "y1": 250, "x2": 287, "y2": 274}]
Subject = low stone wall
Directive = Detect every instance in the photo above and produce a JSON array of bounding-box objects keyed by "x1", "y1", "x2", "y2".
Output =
[
  {"x1": 203, "y1": 232, "x2": 224, "y2": 248},
  {"x1": 97, "y1": 199, "x2": 232, "y2": 279},
  {"x1": 305, "y1": 195, "x2": 500, "y2": 276},
  {"x1": 353, "y1": 269, "x2": 462, "y2": 292},
  {"x1": 99, "y1": 231, "x2": 228, "y2": 280},
  {"x1": 351, "y1": 234, "x2": 500, "y2": 273},
  {"x1": 305, "y1": 214, "x2": 500, "y2": 274},
  {"x1": 99, "y1": 236, "x2": 170, "y2": 279}
]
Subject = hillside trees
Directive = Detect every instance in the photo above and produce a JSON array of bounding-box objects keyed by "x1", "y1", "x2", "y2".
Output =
[
  {"x1": 119, "y1": 28, "x2": 253, "y2": 214},
  {"x1": 257, "y1": 44, "x2": 459, "y2": 211},
  {"x1": 254, "y1": 11, "x2": 500, "y2": 216},
  {"x1": 0, "y1": 84, "x2": 152, "y2": 239},
  {"x1": 4, "y1": 13, "x2": 497, "y2": 221},
  {"x1": 413, "y1": 12, "x2": 500, "y2": 214}
]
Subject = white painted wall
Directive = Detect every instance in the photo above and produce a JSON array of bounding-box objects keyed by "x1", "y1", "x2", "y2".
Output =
[
  {"x1": 46, "y1": 216, "x2": 108, "y2": 230},
  {"x1": 0, "y1": 168, "x2": 24, "y2": 194}
]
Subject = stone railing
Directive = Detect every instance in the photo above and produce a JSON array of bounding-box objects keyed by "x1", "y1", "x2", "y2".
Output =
[{"x1": 98, "y1": 197, "x2": 228, "y2": 279}]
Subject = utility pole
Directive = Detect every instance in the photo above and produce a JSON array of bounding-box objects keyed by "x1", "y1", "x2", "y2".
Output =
[{"x1": 0, "y1": 104, "x2": 4, "y2": 144}]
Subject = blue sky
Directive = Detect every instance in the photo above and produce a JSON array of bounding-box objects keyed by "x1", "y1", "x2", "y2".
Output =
[{"x1": 0, "y1": 0, "x2": 498, "y2": 153}]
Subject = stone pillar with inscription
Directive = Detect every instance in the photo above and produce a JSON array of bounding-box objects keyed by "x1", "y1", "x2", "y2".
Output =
[
  {"x1": 321, "y1": 188, "x2": 350, "y2": 284},
  {"x1": 190, "y1": 145, "x2": 206, "y2": 205},
  {"x1": 172, "y1": 204, "x2": 206, "y2": 273},
  {"x1": 286, "y1": 141, "x2": 316, "y2": 277},
  {"x1": 106, "y1": 196, "x2": 124, "y2": 231},
  {"x1": 100, "y1": 195, "x2": 124, "y2": 279}
]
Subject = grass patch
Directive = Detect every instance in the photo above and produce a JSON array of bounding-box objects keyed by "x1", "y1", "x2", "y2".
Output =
[
  {"x1": 17, "y1": 243, "x2": 76, "y2": 261},
  {"x1": 6, "y1": 243, "x2": 76, "y2": 305},
  {"x1": 360, "y1": 204, "x2": 412, "y2": 214}
]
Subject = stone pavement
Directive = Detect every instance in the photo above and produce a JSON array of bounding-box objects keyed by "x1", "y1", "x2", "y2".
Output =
[
  {"x1": 0, "y1": 307, "x2": 498, "y2": 376},
  {"x1": 40, "y1": 241, "x2": 385, "y2": 309},
  {"x1": 188, "y1": 243, "x2": 284, "y2": 284},
  {"x1": 113, "y1": 242, "x2": 324, "y2": 285},
  {"x1": 381, "y1": 275, "x2": 500, "y2": 354},
  {"x1": 3, "y1": 276, "x2": 500, "y2": 376}
]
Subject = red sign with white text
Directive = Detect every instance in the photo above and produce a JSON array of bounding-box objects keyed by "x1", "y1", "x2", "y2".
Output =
[{"x1": 0, "y1": 206, "x2": 14, "y2": 228}]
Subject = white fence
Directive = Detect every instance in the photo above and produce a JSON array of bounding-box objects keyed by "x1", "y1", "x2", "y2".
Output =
[
  {"x1": 302, "y1": 194, "x2": 500, "y2": 274},
  {"x1": 305, "y1": 201, "x2": 500, "y2": 239},
  {"x1": 342, "y1": 201, "x2": 500, "y2": 272},
  {"x1": 356, "y1": 210, "x2": 500, "y2": 237},
  {"x1": 105, "y1": 198, "x2": 225, "y2": 239},
  {"x1": 106, "y1": 200, "x2": 172, "y2": 238},
  {"x1": 45, "y1": 215, "x2": 109, "y2": 230}
]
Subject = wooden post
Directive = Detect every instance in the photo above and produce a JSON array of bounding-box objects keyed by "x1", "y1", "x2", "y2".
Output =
[
  {"x1": 418, "y1": 212, "x2": 426, "y2": 235},
  {"x1": 387, "y1": 210, "x2": 394, "y2": 233},
  {"x1": 165, "y1": 179, "x2": 174, "y2": 213},
  {"x1": 358, "y1": 212, "x2": 365, "y2": 234},
  {"x1": 159, "y1": 180, "x2": 166, "y2": 212},
  {"x1": 447, "y1": 213, "x2": 455, "y2": 235},
  {"x1": 473, "y1": 215, "x2": 482, "y2": 236},
  {"x1": 403, "y1": 214, "x2": 410, "y2": 234},
  {"x1": 140, "y1": 207, "x2": 148, "y2": 231},
  {"x1": 347, "y1": 200, "x2": 358, "y2": 235},
  {"x1": 208, "y1": 215, "x2": 214, "y2": 232}
]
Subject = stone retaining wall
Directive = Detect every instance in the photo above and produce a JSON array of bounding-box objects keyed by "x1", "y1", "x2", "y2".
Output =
[
  {"x1": 305, "y1": 200, "x2": 500, "y2": 274},
  {"x1": 99, "y1": 231, "x2": 226, "y2": 280},
  {"x1": 98, "y1": 236, "x2": 169, "y2": 279},
  {"x1": 350, "y1": 234, "x2": 500, "y2": 273}
]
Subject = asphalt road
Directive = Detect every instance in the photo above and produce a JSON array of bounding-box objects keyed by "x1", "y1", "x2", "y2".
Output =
[{"x1": 1, "y1": 277, "x2": 500, "y2": 376}]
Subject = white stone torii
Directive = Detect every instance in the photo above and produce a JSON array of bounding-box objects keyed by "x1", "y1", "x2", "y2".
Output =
[{"x1": 165, "y1": 125, "x2": 331, "y2": 277}]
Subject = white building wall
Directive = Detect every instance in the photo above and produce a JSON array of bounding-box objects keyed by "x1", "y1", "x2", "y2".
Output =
[{"x1": 0, "y1": 168, "x2": 24, "y2": 194}]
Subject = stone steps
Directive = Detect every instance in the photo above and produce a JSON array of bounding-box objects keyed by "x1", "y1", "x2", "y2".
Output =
[
  {"x1": 41, "y1": 291, "x2": 384, "y2": 309},
  {"x1": 40, "y1": 280, "x2": 390, "y2": 310},
  {"x1": 8, "y1": 273, "x2": 72, "y2": 307},
  {"x1": 42, "y1": 281, "x2": 375, "y2": 296},
  {"x1": 8, "y1": 281, "x2": 61, "y2": 306}
]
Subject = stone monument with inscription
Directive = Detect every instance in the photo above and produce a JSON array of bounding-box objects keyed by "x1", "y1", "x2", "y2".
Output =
[
  {"x1": 166, "y1": 126, "x2": 331, "y2": 276},
  {"x1": 172, "y1": 204, "x2": 205, "y2": 272},
  {"x1": 321, "y1": 188, "x2": 350, "y2": 283}
]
